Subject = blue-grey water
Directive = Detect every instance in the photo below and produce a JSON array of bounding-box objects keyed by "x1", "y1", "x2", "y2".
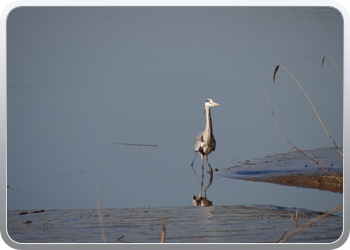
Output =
[{"x1": 7, "y1": 7, "x2": 343, "y2": 212}]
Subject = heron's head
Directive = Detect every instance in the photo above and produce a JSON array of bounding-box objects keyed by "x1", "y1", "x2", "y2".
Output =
[{"x1": 205, "y1": 99, "x2": 220, "y2": 108}]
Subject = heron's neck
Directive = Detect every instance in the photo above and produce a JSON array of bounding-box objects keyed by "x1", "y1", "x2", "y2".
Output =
[{"x1": 205, "y1": 107, "x2": 213, "y2": 136}]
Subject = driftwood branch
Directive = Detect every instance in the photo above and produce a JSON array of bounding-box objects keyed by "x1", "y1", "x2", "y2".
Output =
[{"x1": 278, "y1": 205, "x2": 343, "y2": 243}]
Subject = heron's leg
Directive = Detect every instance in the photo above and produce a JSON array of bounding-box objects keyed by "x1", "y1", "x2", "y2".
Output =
[{"x1": 199, "y1": 154, "x2": 204, "y2": 198}]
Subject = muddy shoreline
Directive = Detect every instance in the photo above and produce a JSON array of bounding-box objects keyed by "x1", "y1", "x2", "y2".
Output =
[
  {"x1": 221, "y1": 147, "x2": 343, "y2": 193},
  {"x1": 243, "y1": 173, "x2": 343, "y2": 193}
]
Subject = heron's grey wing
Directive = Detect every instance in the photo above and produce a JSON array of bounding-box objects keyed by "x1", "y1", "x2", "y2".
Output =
[{"x1": 194, "y1": 131, "x2": 204, "y2": 152}]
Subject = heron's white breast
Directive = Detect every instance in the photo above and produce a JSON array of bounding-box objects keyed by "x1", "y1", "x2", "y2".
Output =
[{"x1": 202, "y1": 145, "x2": 213, "y2": 155}]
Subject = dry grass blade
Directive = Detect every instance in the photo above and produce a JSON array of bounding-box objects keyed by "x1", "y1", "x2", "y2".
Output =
[
  {"x1": 160, "y1": 221, "x2": 167, "y2": 243},
  {"x1": 322, "y1": 56, "x2": 343, "y2": 86},
  {"x1": 278, "y1": 205, "x2": 343, "y2": 243},
  {"x1": 273, "y1": 65, "x2": 280, "y2": 83},
  {"x1": 265, "y1": 89, "x2": 342, "y2": 183},
  {"x1": 272, "y1": 65, "x2": 343, "y2": 157}
]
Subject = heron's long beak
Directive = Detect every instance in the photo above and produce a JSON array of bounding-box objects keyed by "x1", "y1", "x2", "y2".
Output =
[{"x1": 213, "y1": 102, "x2": 220, "y2": 106}]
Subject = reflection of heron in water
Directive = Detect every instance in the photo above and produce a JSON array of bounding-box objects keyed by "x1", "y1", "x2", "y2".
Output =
[{"x1": 193, "y1": 99, "x2": 219, "y2": 198}]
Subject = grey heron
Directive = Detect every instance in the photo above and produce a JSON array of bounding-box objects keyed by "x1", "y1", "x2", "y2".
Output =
[{"x1": 194, "y1": 99, "x2": 219, "y2": 198}]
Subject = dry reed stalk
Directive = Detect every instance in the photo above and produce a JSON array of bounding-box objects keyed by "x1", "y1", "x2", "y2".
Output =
[
  {"x1": 273, "y1": 65, "x2": 343, "y2": 157},
  {"x1": 278, "y1": 204, "x2": 343, "y2": 243},
  {"x1": 160, "y1": 221, "x2": 167, "y2": 243},
  {"x1": 96, "y1": 181, "x2": 107, "y2": 243},
  {"x1": 322, "y1": 56, "x2": 343, "y2": 86},
  {"x1": 288, "y1": 210, "x2": 300, "y2": 227},
  {"x1": 266, "y1": 89, "x2": 342, "y2": 183}
]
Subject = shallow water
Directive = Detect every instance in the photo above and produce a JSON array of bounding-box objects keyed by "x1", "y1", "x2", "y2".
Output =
[
  {"x1": 7, "y1": 148, "x2": 343, "y2": 214},
  {"x1": 7, "y1": 205, "x2": 343, "y2": 243}
]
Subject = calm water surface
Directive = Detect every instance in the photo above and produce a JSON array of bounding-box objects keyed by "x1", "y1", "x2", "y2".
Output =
[{"x1": 7, "y1": 7, "x2": 343, "y2": 212}]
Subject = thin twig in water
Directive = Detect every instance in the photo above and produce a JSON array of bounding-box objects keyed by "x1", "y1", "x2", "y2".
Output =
[
  {"x1": 265, "y1": 89, "x2": 342, "y2": 183},
  {"x1": 322, "y1": 55, "x2": 343, "y2": 86},
  {"x1": 278, "y1": 205, "x2": 343, "y2": 243},
  {"x1": 118, "y1": 143, "x2": 158, "y2": 147},
  {"x1": 88, "y1": 209, "x2": 95, "y2": 218},
  {"x1": 273, "y1": 65, "x2": 343, "y2": 157},
  {"x1": 160, "y1": 221, "x2": 167, "y2": 243},
  {"x1": 118, "y1": 236, "x2": 131, "y2": 243},
  {"x1": 194, "y1": 236, "x2": 199, "y2": 243}
]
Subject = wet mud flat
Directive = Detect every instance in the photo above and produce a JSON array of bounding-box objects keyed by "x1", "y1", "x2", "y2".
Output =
[
  {"x1": 222, "y1": 147, "x2": 343, "y2": 193},
  {"x1": 7, "y1": 204, "x2": 342, "y2": 244}
]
